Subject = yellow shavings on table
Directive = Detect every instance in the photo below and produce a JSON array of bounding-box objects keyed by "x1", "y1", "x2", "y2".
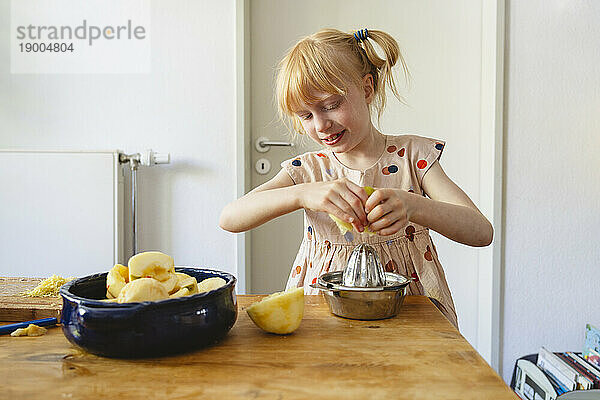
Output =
[
  {"x1": 11, "y1": 324, "x2": 48, "y2": 337},
  {"x1": 22, "y1": 274, "x2": 75, "y2": 297}
]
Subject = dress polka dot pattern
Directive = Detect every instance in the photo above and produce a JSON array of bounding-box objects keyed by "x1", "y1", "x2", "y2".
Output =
[{"x1": 281, "y1": 134, "x2": 458, "y2": 328}]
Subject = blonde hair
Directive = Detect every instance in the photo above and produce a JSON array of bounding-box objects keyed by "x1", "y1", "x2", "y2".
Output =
[{"x1": 276, "y1": 28, "x2": 410, "y2": 135}]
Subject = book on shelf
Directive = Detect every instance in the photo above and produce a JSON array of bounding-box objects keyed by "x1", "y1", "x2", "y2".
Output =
[
  {"x1": 537, "y1": 347, "x2": 577, "y2": 391},
  {"x1": 586, "y1": 349, "x2": 600, "y2": 369},
  {"x1": 565, "y1": 352, "x2": 600, "y2": 384},
  {"x1": 536, "y1": 348, "x2": 600, "y2": 392},
  {"x1": 555, "y1": 352, "x2": 595, "y2": 389},
  {"x1": 583, "y1": 324, "x2": 600, "y2": 369},
  {"x1": 542, "y1": 368, "x2": 568, "y2": 395}
]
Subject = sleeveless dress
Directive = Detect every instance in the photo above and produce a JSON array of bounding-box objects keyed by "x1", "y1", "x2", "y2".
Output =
[{"x1": 280, "y1": 134, "x2": 458, "y2": 328}]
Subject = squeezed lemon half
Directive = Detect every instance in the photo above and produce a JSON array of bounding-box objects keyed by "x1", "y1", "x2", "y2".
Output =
[{"x1": 329, "y1": 186, "x2": 376, "y2": 235}]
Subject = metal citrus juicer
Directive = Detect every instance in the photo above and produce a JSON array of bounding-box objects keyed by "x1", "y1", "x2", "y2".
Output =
[{"x1": 310, "y1": 243, "x2": 412, "y2": 320}]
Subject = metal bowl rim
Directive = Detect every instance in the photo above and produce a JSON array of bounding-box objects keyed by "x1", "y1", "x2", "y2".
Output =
[{"x1": 317, "y1": 271, "x2": 410, "y2": 292}]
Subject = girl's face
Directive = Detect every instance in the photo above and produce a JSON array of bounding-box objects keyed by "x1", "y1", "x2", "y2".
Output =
[{"x1": 294, "y1": 76, "x2": 374, "y2": 153}]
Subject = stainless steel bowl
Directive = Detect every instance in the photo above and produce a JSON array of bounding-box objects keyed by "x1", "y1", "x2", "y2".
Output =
[{"x1": 310, "y1": 271, "x2": 412, "y2": 320}]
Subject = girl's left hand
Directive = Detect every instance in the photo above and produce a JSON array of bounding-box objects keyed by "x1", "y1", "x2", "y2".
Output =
[{"x1": 364, "y1": 188, "x2": 413, "y2": 236}]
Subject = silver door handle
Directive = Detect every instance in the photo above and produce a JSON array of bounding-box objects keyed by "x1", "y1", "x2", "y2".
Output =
[{"x1": 255, "y1": 136, "x2": 294, "y2": 153}]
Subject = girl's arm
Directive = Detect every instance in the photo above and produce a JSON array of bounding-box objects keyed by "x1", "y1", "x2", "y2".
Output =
[
  {"x1": 219, "y1": 169, "x2": 300, "y2": 233},
  {"x1": 219, "y1": 169, "x2": 369, "y2": 233},
  {"x1": 412, "y1": 161, "x2": 493, "y2": 246},
  {"x1": 365, "y1": 161, "x2": 493, "y2": 247}
]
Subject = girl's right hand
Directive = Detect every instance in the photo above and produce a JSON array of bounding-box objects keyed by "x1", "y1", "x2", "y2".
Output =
[{"x1": 297, "y1": 179, "x2": 370, "y2": 232}]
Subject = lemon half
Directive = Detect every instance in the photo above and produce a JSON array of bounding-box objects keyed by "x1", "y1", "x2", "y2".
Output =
[
  {"x1": 246, "y1": 287, "x2": 304, "y2": 335},
  {"x1": 329, "y1": 186, "x2": 376, "y2": 235}
]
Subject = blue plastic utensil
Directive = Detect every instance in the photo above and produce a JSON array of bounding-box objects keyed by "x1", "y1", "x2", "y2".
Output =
[{"x1": 0, "y1": 317, "x2": 58, "y2": 335}]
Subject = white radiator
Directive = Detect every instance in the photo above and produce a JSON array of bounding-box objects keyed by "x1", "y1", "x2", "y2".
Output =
[{"x1": 0, "y1": 150, "x2": 125, "y2": 278}]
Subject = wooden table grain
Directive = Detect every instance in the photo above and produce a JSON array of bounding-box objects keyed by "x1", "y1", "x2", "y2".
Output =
[{"x1": 0, "y1": 295, "x2": 517, "y2": 399}]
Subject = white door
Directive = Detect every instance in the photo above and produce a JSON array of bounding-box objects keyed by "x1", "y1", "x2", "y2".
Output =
[{"x1": 242, "y1": 0, "x2": 503, "y2": 367}]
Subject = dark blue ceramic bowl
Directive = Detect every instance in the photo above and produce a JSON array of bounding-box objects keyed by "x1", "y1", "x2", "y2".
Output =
[{"x1": 59, "y1": 267, "x2": 237, "y2": 358}]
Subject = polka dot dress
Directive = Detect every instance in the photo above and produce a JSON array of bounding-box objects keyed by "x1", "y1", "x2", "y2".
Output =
[{"x1": 281, "y1": 134, "x2": 458, "y2": 328}]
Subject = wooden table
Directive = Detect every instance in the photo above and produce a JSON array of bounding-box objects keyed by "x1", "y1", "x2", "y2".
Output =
[{"x1": 0, "y1": 295, "x2": 517, "y2": 399}]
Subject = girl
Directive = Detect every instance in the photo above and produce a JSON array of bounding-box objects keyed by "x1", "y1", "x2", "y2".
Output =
[{"x1": 220, "y1": 28, "x2": 493, "y2": 328}]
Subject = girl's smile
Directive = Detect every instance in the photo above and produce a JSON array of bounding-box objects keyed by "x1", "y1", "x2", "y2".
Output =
[{"x1": 321, "y1": 129, "x2": 345, "y2": 145}]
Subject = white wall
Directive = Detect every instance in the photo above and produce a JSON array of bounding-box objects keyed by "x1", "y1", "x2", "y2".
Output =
[
  {"x1": 0, "y1": 1, "x2": 238, "y2": 276},
  {"x1": 502, "y1": 0, "x2": 600, "y2": 382}
]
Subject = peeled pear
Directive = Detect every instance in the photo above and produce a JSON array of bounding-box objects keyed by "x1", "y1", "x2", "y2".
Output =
[
  {"x1": 169, "y1": 287, "x2": 190, "y2": 298},
  {"x1": 106, "y1": 263, "x2": 129, "y2": 298},
  {"x1": 176, "y1": 272, "x2": 199, "y2": 294},
  {"x1": 128, "y1": 251, "x2": 174, "y2": 282},
  {"x1": 159, "y1": 273, "x2": 179, "y2": 294},
  {"x1": 246, "y1": 287, "x2": 304, "y2": 335},
  {"x1": 197, "y1": 277, "x2": 227, "y2": 293},
  {"x1": 329, "y1": 186, "x2": 376, "y2": 236},
  {"x1": 117, "y1": 278, "x2": 169, "y2": 303}
]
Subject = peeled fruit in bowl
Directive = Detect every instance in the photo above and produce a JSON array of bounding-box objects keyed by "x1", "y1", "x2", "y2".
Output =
[
  {"x1": 329, "y1": 186, "x2": 376, "y2": 236},
  {"x1": 106, "y1": 263, "x2": 129, "y2": 299},
  {"x1": 128, "y1": 251, "x2": 174, "y2": 282},
  {"x1": 197, "y1": 277, "x2": 227, "y2": 293},
  {"x1": 246, "y1": 287, "x2": 304, "y2": 335},
  {"x1": 169, "y1": 287, "x2": 190, "y2": 298},
  {"x1": 117, "y1": 278, "x2": 169, "y2": 303},
  {"x1": 175, "y1": 272, "x2": 199, "y2": 294},
  {"x1": 159, "y1": 273, "x2": 179, "y2": 294}
]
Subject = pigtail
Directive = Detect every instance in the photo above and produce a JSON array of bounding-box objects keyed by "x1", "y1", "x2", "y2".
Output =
[{"x1": 355, "y1": 29, "x2": 411, "y2": 122}]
